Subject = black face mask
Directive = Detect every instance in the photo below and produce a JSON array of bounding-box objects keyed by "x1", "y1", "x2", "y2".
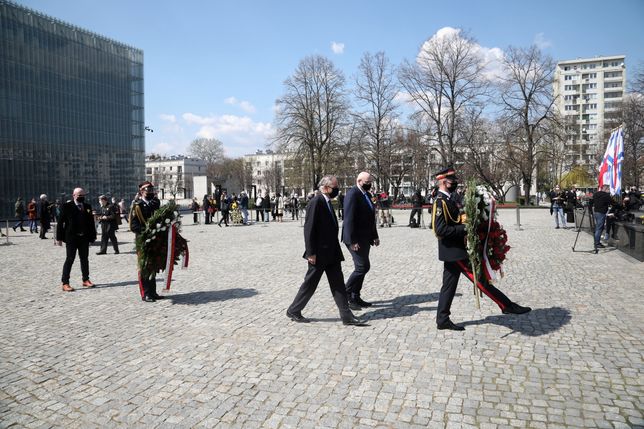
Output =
[
  {"x1": 329, "y1": 187, "x2": 339, "y2": 198},
  {"x1": 76, "y1": 196, "x2": 85, "y2": 203},
  {"x1": 446, "y1": 181, "x2": 458, "y2": 193},
  {"x1": 362, "y1": 182, "x2": 372, "y2": 191},
  {"x1": 145, "y1": 192, "x2": 154, "y2": 200}
]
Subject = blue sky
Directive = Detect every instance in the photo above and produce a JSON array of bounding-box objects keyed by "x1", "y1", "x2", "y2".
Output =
[{"x1": 17, "y1": 0, "x2": 644, "y2": 157}]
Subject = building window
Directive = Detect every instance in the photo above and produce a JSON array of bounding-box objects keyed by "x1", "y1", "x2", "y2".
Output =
[
  {"x1": 604, "y1": 71, "x2": 622, "y2": 78},
  {"x1": 604, "y1": 82, "x2": 622, "y2": 88},
  {"x1": 564, "y1": 105, "x2": 579, "y2": 111},
  {"x1": 604, "y1": 91, "x2": 623, "y2": 98},
  {"x1": 564, "y1": 66, "x2": 570, "y2": 71},
  {"x1": 582, "y1": 73, "x2": 597, "y2": 79},
  {"x1": 582, "y1": 83, "x2": 597, "y2": 90}
]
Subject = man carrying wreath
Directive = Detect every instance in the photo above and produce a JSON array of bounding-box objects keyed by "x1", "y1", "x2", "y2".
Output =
[
  {"x1": 130, "y1": 181, "x2": 165, "y2": 303},
  {"x1": 432, "y1": 167, "x2": 531, "y2": 331}
]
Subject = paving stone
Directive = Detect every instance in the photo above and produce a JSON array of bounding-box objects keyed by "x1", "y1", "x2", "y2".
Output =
[{"x1": 0, "y1": 209, "x2": 642, "y2": 427}]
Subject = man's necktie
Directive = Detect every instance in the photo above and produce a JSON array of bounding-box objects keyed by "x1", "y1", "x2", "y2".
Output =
[{"x1": 364, "y1": 193, "x2": 373, "y2": 210}]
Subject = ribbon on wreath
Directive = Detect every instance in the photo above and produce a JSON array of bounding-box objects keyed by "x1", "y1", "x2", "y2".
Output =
[
  {"x1": 163, "y1": 222, "x2": 189, "y2": 290},
  {"x1": 482, "y1": 197, "x2": 496, "y2": 281}
]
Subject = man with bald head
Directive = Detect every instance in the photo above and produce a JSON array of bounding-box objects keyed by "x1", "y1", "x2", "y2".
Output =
[
  {"x1": 56, "y1": 187, "x2": 97, "y2": 292},
  {"x1": 341, "y1": 171, "x2": 380, "y2": 309}
]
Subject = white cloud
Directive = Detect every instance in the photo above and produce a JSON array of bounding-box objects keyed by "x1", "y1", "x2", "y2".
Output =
[
  {"x1": 533, "y1": 32, "x2": 552, "y2": 50},
  {"x1": 150, "y1": 142, "x2": 173, "y2": 154},
  {"x1": 159, "y1": 113, "x2": 176, "y2": 123},
  {"x1": 419, "y1": 26, "x2": 505, "y2": 82},
  {"x1": 331, "y1": 41, "x2": 345, "y2": 54},
  {"x1": 182, "y1": 113, "x2": 274, "y2": 157},
  {"x1": 224, "y1": 96, "x2": 256, "y2": 113}
]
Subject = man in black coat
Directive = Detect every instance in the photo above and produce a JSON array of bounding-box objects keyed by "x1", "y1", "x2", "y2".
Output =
[
  {"x1": 96, "y1": 195, "x2": 120, "y2": 255},
  {"x1": 591, "y1": 184, "x2": 612, "y2": 249},
  {"x1": 432, "y1": 167, "x2": 531, "y2": 331},
  {"x1": 286, "y1": 175, "x2": 364, "y2": 326},
  {"x1": 341, "y1": 171, "x2": 380, "y2": 310},
  {"x1": 56, "y1": 187, "x2": 97, "y2": 292},
  {"x1": 130, "y1": 181, "x2": 163, "y2": 302},
  {"x1": 37, "y1": 194, "x2": 51, "y2": 239}
]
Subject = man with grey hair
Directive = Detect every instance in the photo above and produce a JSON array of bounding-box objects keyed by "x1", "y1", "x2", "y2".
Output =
[
  {"x1": 286, "y1": 175, "x2": 365, "y2": 326},
  {"x1": 341, "y1": 171, "x2": 380, "y2": 309}
]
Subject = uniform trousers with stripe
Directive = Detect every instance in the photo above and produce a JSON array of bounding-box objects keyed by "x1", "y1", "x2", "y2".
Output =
[{"x1": 437, "y1": 259, "x2": 511, "y2": 325}]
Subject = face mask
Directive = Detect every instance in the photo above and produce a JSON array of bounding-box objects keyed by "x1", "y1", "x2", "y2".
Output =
[
  {"x1": 362, "y1": 182, "x2": 372, "y2": 191},
  {"x1": 446, "y1": 181, "x2": 458, "y2": 193},
  {"x1": 76, "y1": 196, "x2": 85, "y2": 203},
  {"x1": 145, "y1": 192, "x2": 154, "y2": 199},
  {"x1": 329, "y1": 187, "x2": 339, "y2": 198}
]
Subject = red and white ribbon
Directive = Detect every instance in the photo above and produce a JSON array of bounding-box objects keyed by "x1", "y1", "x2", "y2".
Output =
[
  {"x1": 164, "y1": 222, "x2": 177, "y2": 290},
  {"x1": 482, "y1": 198, "x2": 496, "y2": 281}
]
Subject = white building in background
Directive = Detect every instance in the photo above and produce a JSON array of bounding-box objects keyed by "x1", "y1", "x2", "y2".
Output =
[
  {"x1": 145, "y1": 155, "x2": 207, "y2": 200},
  {"x1": 553, "y1": 55, "x2": 626, "y2": 168},
  {"x1": 243, "y1": 150, "x2": 288, "y2": 196}
]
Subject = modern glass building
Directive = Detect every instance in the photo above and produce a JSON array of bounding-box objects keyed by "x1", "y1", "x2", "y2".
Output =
[{"x1": 0, "y1": 0, "x2": 145, "y2": 218}]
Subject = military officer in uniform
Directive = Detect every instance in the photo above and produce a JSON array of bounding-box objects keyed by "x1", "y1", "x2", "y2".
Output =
[
  {"x1": 130, "y1": 181, "x2": 165, "y2": 303},
  {"x1": 432, "y1": 167, "x2": 531, "y2": 331},
  {"x1": 96, "y1": 195, "x2": 120, "y2": 255}
]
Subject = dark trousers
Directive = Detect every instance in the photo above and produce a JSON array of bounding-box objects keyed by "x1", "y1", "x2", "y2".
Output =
[
  {"x1": 99, "y1": 223, "x2": 119, "y2": 253},
  {"x1": 13, "y1": 216, "x2": 25, "y2": 229},
  {"x1": 204, "y1": 211, "x2": 211, "y2": 224},
  {"x1": 139, "y1": 273, "x2": 157, "y2": 298},
  {"x1": 288, "y1": 261, "x2": 351, "y2": 318},
  {"x1": 193, "y1": 212, "x2": 198, "y2": 223},
  {"x1": 256, "y1": 209, "x2": 264, "y2": 222},
  {"x1": 292, "y1": 207, "x2": 299, "y2": 220},
  {"x1": 39, "y1": 221, "x2": 49, "y2": 239},
  {"x1": 437, "y1": 260, "x2": 512, "y2": 325},
  {"x1": 218, "y1": 209, "x2": 229, "y2": 226},
  {"x1": 61, "y1": 237, "x2": 90, "y2": 284},
  {"x1": 409, "y1": 208, "x2": 422, "y2": 225},
  {"x1": 345, "y1": 243, "x2": 371, "y2": 300}
]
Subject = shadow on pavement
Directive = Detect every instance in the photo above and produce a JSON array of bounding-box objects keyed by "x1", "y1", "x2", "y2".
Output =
[
  {"x1": 461, "y1": 306, "x2": 572, "y2": 337},
  {"x1": 361, "y1": 292, "x2": 450, "y2": 321},
  {"x1": 169, "y1": 288, "x2": 257, "y2": 305}
]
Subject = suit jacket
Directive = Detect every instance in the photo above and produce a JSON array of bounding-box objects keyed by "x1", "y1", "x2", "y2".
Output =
[
  {"x1": 341, "y1": 186, "x2": 379, "y2": 245},
  {"x1": 56, "y1": 200, "x2": 97, "y2": 243},
  {"x1": 303, "y1": 194, "x2": 344, "y2": 267},
  {"x1": 432, "y1": 191, "x2": 467, "y2": 262}
]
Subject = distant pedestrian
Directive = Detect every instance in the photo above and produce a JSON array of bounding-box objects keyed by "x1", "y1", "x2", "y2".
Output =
[
  {"x1": 190, "y1": 198, "x2": 200, "y2": 224},
  {"x1": 262, "y1": 191, "x2": 271, "y2": 222},
  {"x1": 239, "y1": 191, "x2": 249, "y2": 225},
  {"x1": 96, "y1": 195, "x2": 119, "y2": 255},
  {"x1": 202, "y1": 194, "x2": 211, "y2": 224},
  {"x1": 56, "y1": 188, "x2": 97, "y2": 292},
  {"x1": 37, "y1": 194, "x2": 51, "y2": 239},
  {"x1": 592, "y1": 184, "x2": 611, "y2": 249},
  {"x1": 12, "y1": 197, "x2": 26, "y2": 232},
  {"x1": 27, "y1": 198, "x2": 38, "y2": 233},
  {"x1": 255, "y1": 193, "x2": 264, "y2": 222},
  {"x1": 218, "y1": 191, "x2": 230, "y2": 227},
  {"x1": 290, "y1": 194, "x2": 300, "y2": 220}
]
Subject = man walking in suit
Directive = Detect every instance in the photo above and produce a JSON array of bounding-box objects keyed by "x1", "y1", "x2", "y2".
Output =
[
  {"x1": 56, "y1": 187, "x2": 97, "y2": 292},
  {"x1": 432, "y1": 167, "x2": 531, "y2": 331},
  {"x1": 341, "y1": 171, "x2": 380, "y2": 310},
  {"x1": 96, "y1": 195, "x2": 120, "y2": 255},
  {"x1": 286, "y1": 175, "x2": 364, "y2": 326}
]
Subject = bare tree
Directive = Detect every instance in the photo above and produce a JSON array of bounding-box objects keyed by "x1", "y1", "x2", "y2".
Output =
[
  {"x1": 621, "y1": 93, "x2": 644, "y2": 188},
  {"x1": 152, "y1": 168, "x2": 184, "y2": 200},
  {"x1": 497, "y1": 45, "x2": 557, "y2": 204},
  {"x1": 399, "y1": 29, "x2": 488, "y2": 166},
  {"x1": 188, "y1": 138, "x2": 225, "y2": 177},
  {"x1": 353, "y1": 51, "x2": 400, "y2": 188},
  {"x1": 275, "y1": 55, "x2": 349, "y2": 190}
]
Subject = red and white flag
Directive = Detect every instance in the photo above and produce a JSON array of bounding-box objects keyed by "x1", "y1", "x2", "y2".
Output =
[{"x1": 598, "y1": 127, "x2": 624, "y2": 195}]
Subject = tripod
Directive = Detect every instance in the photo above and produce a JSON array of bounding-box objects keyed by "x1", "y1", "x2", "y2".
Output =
[{"x1": 572, "y1": 204, "x2": 597, "y2": 254}]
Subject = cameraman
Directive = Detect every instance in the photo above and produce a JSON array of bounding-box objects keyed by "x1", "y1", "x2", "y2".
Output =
[{"x1": 592, "y1": 184, "x2": 611, "y2": 249}]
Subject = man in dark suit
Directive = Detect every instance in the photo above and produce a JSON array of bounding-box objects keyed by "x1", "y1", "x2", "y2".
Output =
[
  {"x1": 432, "y1": 167, "x2": 531, "y2": 331},
  {"x1": 96, "y1": 195, "x2": 120, "y2": 255},
  {"x1": 286, "y1": 175, "x2": 364, "y2": 326},
  {"x1": 56, "y1": 187, "x2": 97, "y2": 292},
  {"x1": 130, "y1": 181, "x2": 163, "y2": 303},
  {"x1": 341, "y1": 171, "x2": 380, "y2": 310}
]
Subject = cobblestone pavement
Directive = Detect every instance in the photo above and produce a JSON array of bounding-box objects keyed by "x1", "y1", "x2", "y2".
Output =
[{"x1": 1, "y1": 208, "x2": 642, "y2": 428}]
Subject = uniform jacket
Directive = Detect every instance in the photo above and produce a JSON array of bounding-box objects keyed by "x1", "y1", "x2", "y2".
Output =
[
  {"x1": 129, "y1": 198, "x2": 161, "y2": 234},
  {"x1": 432, "y1": 191, "x2": 467, "y2": 262},
  {"x1": 341, "y1": 186, "x2": 379, "y2": 246},
  {"x1": 56, "y1": 200, "x2": 97, "y2": 243},
  {"x1": 98, "y1": 203, "x2": 119, "y2": 228},
  {"x1": 303, "y1": 194, "x2": 344, "y2": 267}
]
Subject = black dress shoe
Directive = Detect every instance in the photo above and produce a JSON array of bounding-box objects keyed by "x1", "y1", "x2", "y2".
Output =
[
  {"x1": 152, "y1": 295, "x2": 167, "y2": 300},
  {"x1": 595, "y1": 243, "x2": 606, "y2": 248},
  {"x1": 96, "y1": 251, "x2": 106, "y2": 255},
  {"x1": 286, "y1": 310, "x2": 310, "y2": 323},
  {"x1": 348, "y1": 300, "x2": 363, "y2": 311},
  {"x1": 142, "y1": 295, "x2": 156, "y2": 303},
  {"x1": 342, "y1": 315, "x2": 367, "y2": 326},
  {"x1": 437, "y1": 320, "x2": 465, "y2": 331},
  {"x1": 114, "y1": 250, "x2": 120, "y2": 254},
  {"x1": 502, "y1": 303, "x2": 532, "y2": 314},
  {"x1": 356, "y1": 297, "x2": 372, "y2": 307}
]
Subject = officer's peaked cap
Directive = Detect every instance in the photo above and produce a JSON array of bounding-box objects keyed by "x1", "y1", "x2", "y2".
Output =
[{"x1": 435, "y1": 167, "x2": 458, "y2": 181}]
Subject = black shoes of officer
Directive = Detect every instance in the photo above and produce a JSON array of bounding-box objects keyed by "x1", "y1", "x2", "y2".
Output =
[
  {"x1": 348, "y1": 300, "x2": 363, "y2": 311},
  {"x1": 502, "y1": 303, "x2": 532, "y2": 314},
  {"x1": 142, "y1": 295, "x2": 156, "y2": 303},
  {"x1": 437, "y1": 320, "x2": 465, "y2": 331},
  {"x1": 96, "y1": 251, "x2": 106, "y2": 255},
  {"x1": 342, "y1": 315, "x2": 367, "y2": 326},
  {"x1": 286, "y1": 310, "x2": 310, "y2": 323},
  {"x1": 595, "y1": 243, "x2": 606, "y2": 248},
  {"x1": 356, "y1": 297, "x2": 372, "y2": 307},
  {"x1": 152, "y1": 295, "x2": 167, "y2": 300}
]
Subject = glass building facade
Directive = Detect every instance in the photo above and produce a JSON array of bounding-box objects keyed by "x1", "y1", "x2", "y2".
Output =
[{"x1": 0, "y1": 1, "x2": 144, "y2": 218}]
